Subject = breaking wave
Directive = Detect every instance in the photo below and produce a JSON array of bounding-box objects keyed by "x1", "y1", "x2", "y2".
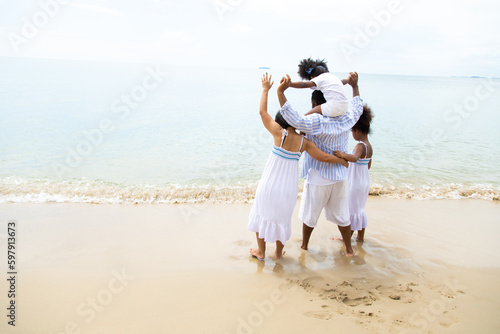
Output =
[{"x1": 0, "y1": 177, "x2": 498, "y2": 204}]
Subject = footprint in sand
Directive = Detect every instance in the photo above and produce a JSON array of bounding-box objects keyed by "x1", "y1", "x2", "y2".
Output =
[
  {"x1": 303, "y1": 310, "x2": 333, "y2": 320},
  {"x1": 317, "y1": 281, "x2": 377, "y2": 307},
  {"x1": 342, "y1": 295, "x2": 375, "y2": 307},
  {"x1": 375, "y1": 283, "x2": 421, "y2": 303},
  {"x1": 299, "y1": 276, "x2": 326, "y2": 293},
  {"x1": 296, "y1": 277, "x2": 463, "y2": 333},
  {"x1": 302, "y1": 276, "x2": 324, "y2": 284}
]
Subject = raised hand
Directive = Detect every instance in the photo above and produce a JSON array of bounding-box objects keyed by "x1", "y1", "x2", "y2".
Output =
[
  {"x1": 347, "y1": 72, "x2": 358, "y2": 87},
  {"x1": 278, "y1": 74, "x2": 291, "y2": 92},
  {"x1": 261, "y1": 73, "x2": 273, "y2": 91}
]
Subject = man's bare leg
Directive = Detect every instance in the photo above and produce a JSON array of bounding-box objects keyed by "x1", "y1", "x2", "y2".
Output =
[
  {"x1": 301, "y1": 223, "x2": 314, "y2": 250},
  {"x1": 338, "y1": 225, "x2": 354, "y2": 256},
  {"x1": 250, "y1": 232, "x2": 266, "y2": 260}
]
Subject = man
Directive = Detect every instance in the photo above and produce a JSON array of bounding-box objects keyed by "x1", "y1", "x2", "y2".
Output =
[{"x1": 277, "y1": 72, "x2": 362, "y2": 256}]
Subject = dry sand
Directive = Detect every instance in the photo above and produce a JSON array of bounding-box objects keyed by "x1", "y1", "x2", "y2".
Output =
[{"x1": 0, "y1": 198, "x2": 499, "y2": 333}]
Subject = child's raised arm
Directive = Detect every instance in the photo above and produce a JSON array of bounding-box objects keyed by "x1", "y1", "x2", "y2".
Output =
[
  {"x1": 290, "y1": 81, "x2": 316, "y2": 89},
  {"x1": 303, "y1": 138, "x2": 349, "y2": 168},
  {"x1": 259, "y1": 74, "x2": 281, "y2": 137}
]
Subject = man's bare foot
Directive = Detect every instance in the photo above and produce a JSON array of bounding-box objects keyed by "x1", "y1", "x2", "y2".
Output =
[
  {"x1": 275, "y1": 250, "x2": 285, "y2": 260},
  {"x1": 250, "y1": 248, "x2": 264, "y2": 261},
  {"x1": 346, "y1": 246, "x2": 354, "y2": 257},
  {"x1": 341, "y1": 248, "x2": 355, "y2": 257}
]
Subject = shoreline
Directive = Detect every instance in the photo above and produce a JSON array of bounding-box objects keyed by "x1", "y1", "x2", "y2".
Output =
[
  {"x1": 1, "y1": 176, "x2": 499, "y2": 203},
  {"x1": 0, "y1": 198, "x2": 499, "y2": 333}
]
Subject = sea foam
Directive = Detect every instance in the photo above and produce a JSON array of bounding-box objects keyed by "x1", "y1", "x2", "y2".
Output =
[{"x1": 0, "y1": 177, "x2": 498, "y2": 204}]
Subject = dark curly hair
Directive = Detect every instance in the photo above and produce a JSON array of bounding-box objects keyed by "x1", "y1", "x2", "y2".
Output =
[
  {"x1": 298, "y1": 58, "x2": 329, "y2": 80},
  {"x1": 352, "y1": 105, "x2": 374, "y2": 134},
  {"x1": 311, "y1": 90, "x2": 327, "y2": 106},
  {"x1": 275, "y1": 111, "x2": 292, "y2": 129}
]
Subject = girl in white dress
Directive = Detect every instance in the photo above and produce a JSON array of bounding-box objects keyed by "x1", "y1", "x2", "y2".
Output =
[
  {"x1": 335, "y1": 106, "x2": 374, "y2": 242},
  {"x1": 248, "y1": 74, "x2": 349, "y2": 260}
]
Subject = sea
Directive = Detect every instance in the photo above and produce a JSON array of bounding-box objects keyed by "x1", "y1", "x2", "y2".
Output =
[{"x1": 1, "y1": 57, "x2": 499, "y2": 204}]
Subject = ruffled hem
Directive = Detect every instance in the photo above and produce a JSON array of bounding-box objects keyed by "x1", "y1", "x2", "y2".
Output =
[
  {"x1": 248, "y1": 213, "x2": 291, "y2": 244},
  {"x1": 350, "y1": 212, "x2": 367, "y2": 231}
]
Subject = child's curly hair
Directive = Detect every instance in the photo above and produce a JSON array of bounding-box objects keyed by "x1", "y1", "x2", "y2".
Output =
[
  {"x1": 298, "y1": 58, "x2": 329, "y2": 80},
  {"x1": 352, "y1": 105, "x2": 374, "y2": 134}
]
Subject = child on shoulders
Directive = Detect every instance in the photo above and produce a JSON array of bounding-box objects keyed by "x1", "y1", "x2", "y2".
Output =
[{"x1": 290, "y1": 58, "x2": 350, "y2": 117}]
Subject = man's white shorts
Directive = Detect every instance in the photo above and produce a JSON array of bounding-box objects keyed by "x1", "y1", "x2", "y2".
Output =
[{"x1": 299, "y1": 180, "x2": 350, "y2": 228}]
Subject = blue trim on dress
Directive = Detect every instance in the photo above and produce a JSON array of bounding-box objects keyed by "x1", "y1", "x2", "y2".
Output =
[
  {"x1": 272, "y1": 146, "x2": 301, "y2": 161},
  {"x1": 355, "y1": 158, "x2": 371, "y2": 165}
]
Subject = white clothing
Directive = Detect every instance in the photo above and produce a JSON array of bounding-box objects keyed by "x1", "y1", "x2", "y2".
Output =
[
  {"x1": 311, "y1": 73, "x2": 349, "y2": 117},
  {"x1": 248, "y1": 130, "x2": 303, "y2": 243},
  {"x1": 280, "y1": 97, "x2": 364, "y2": 181},
  {"x1": 347, "y1": 142, "x2": 371, "y2": 231},
  {"x1": 320, "y1": 100, "x2": 349, "y2": 118},
  {"x1": 306, "y1": 168, "x2": 341, "y2": 186},
  {"x1": 299, "y1": 179, "x2": 350, "y2": 228}
]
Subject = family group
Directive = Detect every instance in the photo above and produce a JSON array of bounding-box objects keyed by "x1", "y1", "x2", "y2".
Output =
[{"x1": 248, "y1": 58, "x2": 374, "y2": 259}]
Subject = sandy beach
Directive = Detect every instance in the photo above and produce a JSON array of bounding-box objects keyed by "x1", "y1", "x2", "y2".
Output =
[
  {"x1": 2, "y1": 1, "x2": 499, "y2": 334},
  {"x1": 1, "y1": 198, "x2": 499, "y2": 334}
]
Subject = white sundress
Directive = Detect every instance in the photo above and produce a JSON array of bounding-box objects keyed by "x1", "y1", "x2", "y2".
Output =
[
  {"x1": 347, "y1": 141, "x2": 371, "y2": 231},
  {"x1": 248, "y1": 130, "x2": 303, "y2": 243}
]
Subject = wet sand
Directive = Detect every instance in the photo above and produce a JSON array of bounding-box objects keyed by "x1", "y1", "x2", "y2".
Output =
[{"x1": 0, "y1": 198, "x2": 499, "y2": 333}]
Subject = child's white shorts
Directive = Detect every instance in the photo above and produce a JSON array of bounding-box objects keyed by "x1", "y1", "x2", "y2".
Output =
[
  {"x1": 321, "y1": 100, "x2": 349, "y2": 117},
  {"x1": 299, "y1": 180, "x2": 350, "y2": 228}
]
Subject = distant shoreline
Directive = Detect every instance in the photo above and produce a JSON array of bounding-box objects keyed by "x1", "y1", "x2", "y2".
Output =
[{"x1": 1, "y1": 56, "x2": 497, "y2": 79}]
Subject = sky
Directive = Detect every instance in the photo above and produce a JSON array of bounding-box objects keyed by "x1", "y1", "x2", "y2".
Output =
[{"x1": 0, "y1": 0, "x2": 499, "y2": 77}]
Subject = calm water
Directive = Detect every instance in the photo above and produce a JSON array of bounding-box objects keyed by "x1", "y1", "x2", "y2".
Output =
[{"x1": 1, "y1": 57, "x2": 499, "y2": 203}]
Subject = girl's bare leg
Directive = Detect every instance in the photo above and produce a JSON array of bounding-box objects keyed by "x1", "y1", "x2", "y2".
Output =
[
  {"x1": 275, "y1": 241, "x2": 285, "y2": 260},
  {"x1": 250, "y1": 233, "x2": 266, "y2": 260},
  {"x1": 356, "y1": 228, "x2": 365, "y2": 242}
]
